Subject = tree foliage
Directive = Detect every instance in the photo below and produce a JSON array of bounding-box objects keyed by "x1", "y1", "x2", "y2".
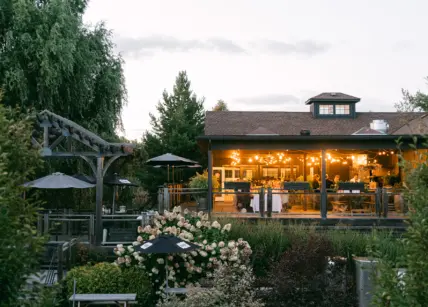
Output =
[
  {"x1": 0, "y1": 0, "x2": 126, "y2": 139},
  {"x1": 140, "y1": 71, "x2": 205, "y2": 198},
  {"x1": 212, "y1": 99, "x2": 229, "y2": 111},
  {"x1": 372, "y1": 146, "x2": 428, "y2": 306},
  {"x1": 395, "y1": 78, "x2": 428, "y2": 112},
  {"x1": 0, "y1": 104, "x2": 46, "y2": 306}
]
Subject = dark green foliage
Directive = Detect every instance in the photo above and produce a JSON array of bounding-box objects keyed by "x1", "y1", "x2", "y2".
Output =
[
  {"x1": 139, "y1": 71, "x2": 206, "y2": 200},
  {"x1": 262, "y1": 232, "x2": 357, "y2": 307},
  {"x1": 63, "y1": 263, "x2": 153, "y2": 307},
  {"x1": 372, "y1": 150, "x2": 428, "y2": 306},
  {"x1": 0, "y1": 0, "x2": 126, "y2": 138},
  {"x1": 0, "y1": 105, "x2": 46, "y2": 306},
  {"x1": 395, "y1": 79, "x2": 428, "y2": 112}
]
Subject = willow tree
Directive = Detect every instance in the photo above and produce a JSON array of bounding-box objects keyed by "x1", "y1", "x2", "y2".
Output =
[{"x1": 0, "y1": 0, "x2": 126, "y2": 139}]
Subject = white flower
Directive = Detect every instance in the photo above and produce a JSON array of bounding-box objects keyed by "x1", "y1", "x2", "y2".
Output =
[
  {"x1": 168, "y1": 255, "x2": 174, "y2": 261},
  {"x1": 211, "y1": 250, "x2": 216, "y2": 255},
  {"x1": 173, "y1": 206, "x2": 181, "y2": 213},
  {"x1": 161, "y1": 220, "x2": 166, "y2": 225},
  {"x1": 196, "y1": 221, "x2": 202, "y2": 228},
  {"x1": 177, "y1": 221, "x2": 184, "y2": 227},
  {"x1": 119, "y1": 247, "x2": 125, "y2": 253},
  {"x1": 199, "y1": 251, "x2": 208, "y2": 257},
  {"x1": 132, "y1": 241, "x2": 139, "y2": 246},
  {"x1": 211, "y1": 221, "x2": 221, "y2": 229},
  {"x1": 137, "y1": 236, "x2": 143, "y2": 242},
  {"x1": 228, "y1": 241, "x2": 236, "y2": 249},
  {"x1": 218, "y1": 241, "x2": 225, "y2": 248},
  {"x1": 198, "y1": 211, "x2": 204, "y2": 217},
  {"x1": 203, "y1": 240, "x2": 208, "y2": 245},
  {"x1": 137, "y1": 226, "x2": 143, "y2": 233},
  {"x1": 211, "y1": 242, "x2": 217, "y2": 248},
  {"x1": 190, "y1": 226, "x2": 196, "y2": 232},
  {"x1": 183, "y1": 208, "x2": 189, "y2": 214},
  {"x1": 157, "y1": 258, "x2": 165, "y2": 264},
  {"x1": 152, "y1": 268, "x2": 159, "y2": 274},
  {"x1": 149, "y1": 235, "x2": 155, "y2": 240},
  {"x1": 157, "y1": 230, "x2": 162, "y2": 235},
  {"x1": 191, "y1": 251, "x2": 198, "y2": 257},
  {"x1": 133, "y1": 252, "x2": 139, "y2": 258},
  {"x1": 222, "y1": 223, "x2": 232, "y2": 232},
  {"x1": 117, "y1": 244, "x2": 123, "y2": 249}
]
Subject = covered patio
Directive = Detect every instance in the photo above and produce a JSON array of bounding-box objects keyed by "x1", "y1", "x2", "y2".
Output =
[{"x1": 199, "y1": 134, "x2": 426, "y2": 220}]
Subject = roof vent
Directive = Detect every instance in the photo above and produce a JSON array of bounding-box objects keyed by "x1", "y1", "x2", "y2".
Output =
[
  {"x1": 330, "y1": 92, "x2": 337, "y2": 96},
  {"x1": 370, "y1": 120, "x2": 389, "y2": 133},
  {"x1": 300, "y1": 129, "x2": 311, "y2": 136}
]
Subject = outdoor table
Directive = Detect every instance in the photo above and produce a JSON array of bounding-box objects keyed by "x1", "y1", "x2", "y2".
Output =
[
  {"x1": 251, "y1": 193, "x2": 282, "y2": 212},
  {"x1": 69, "y1": 293, "x2": 137, "y2": 306}
]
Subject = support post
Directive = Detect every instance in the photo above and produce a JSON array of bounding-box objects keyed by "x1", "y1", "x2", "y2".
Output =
[
  {"x1": 207, "y1": 148, "x2": 213, "y2": 214},
  {"x1": 259, "y1": 187, "x2": 265, "y2": 217},
  {"x1": 303, "y1": 153, "x2": 307, "y2": 181},
  {"x1": 95, "y1": 157, "x2": 104, "y2": 245},
  {"x1": 321, "y1": 149, "x2": 327, "y2": 219},
  {"x1": 267, "y1": 187, "x2": 272, "y2": 218}
]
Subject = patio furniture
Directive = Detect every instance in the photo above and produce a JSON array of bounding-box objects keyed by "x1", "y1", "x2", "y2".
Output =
[{"x1": 69, "y1": 293, "x2": 137, "y2": 306}]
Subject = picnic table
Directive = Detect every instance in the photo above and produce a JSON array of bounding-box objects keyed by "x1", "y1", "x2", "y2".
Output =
[{"x1": 69, "y1": 293, "x2": 137, "y2": 306}]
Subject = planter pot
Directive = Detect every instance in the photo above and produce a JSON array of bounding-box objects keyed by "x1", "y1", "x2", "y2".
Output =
[{"x1": 197, "y1": 197, "x2": 208, "y2": 211}]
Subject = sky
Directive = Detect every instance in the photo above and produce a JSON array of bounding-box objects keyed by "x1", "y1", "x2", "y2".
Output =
[{"x1": 83, "y1": 0, "x2": 428, "y2": 140}]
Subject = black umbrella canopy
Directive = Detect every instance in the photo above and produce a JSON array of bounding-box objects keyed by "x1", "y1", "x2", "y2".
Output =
[
  {"x1": 146, "y1": 153, "x2": 198, "y2": 166},
  {"x1": 137, "y1": 235, "x2": 200, "y2": 254},
  {"x1": 23, "y1": 173, "x2": 95, "y2": 189}
]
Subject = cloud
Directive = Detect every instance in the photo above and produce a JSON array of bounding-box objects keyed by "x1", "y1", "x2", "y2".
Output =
[
  {"x1": 233, "y1": 94, "x2": 301, "y2": 106},
  {"x1": 114, "y1": 35, "x2": 246, "y2": 56},
  {"x1": 114, "y1": 35, "x2": 330, "y2": 58},
  {"x1": 256, "y1": 39, "x2": 330, "y2": 56}
]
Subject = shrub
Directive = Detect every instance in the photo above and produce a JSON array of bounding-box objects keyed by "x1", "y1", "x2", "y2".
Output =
[
  {"x1": 0, "y1": 105, "x2": 46, "y2": 306},
  {"x1": 223, "y1": 219, "x2": 291, "y2": 279},
  {"x1": 64, "y1": 263, "x2": 152, "y2": 306},
  {"x1": 262, "y1": 232, "x2": 357, "y2": 307},
  {"x1": 372, "y1": 149, "x2": 428, "y2": 306},
  {"x1": 158, "y1": 263, "x2": 264, "y2": 307},
  {"x1": 115, "y1": 206, "x2": 252, "y2": 293}
]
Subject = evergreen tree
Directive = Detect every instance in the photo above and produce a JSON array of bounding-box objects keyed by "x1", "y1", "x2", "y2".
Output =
[{"x1": 140, "y1": 71, "x2": 205, "y2": 200}]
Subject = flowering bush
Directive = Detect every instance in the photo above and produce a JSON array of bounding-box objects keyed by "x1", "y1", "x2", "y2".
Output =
[
  {"x1": 158, "y1": 263, "x2": 264, "y2": 307},
  {"x1": 114, "y1": 206, "x2": 252, "y2": 292}
]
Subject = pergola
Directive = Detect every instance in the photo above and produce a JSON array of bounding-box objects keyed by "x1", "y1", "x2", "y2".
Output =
[{"x1": 32, "y1": 110, "x2": 134, "y2": 245}]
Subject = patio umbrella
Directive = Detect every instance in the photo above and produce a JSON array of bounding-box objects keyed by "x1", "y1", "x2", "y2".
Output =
[
  {"x1": 137, "y1": 234, "x2": 200, "y2": 290},
  {"x1": 104, "y1": 173, "x2": 139, "y2": 213},
  {"x1": 23, "y1": 172, "x2": 95, "y2": 240},
  {"x1": 23, "y1": 172, "x2": 95, "y2": 189},
  {"x1": 146, "y1": 153, "x2": 198, "y2": 183}
]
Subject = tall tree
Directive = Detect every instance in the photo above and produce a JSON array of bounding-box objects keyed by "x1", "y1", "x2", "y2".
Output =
[
  {"x1": 140, "y1": 71, "x2": 205, "y2": 199},
  {"x1": 0, "y1": 0, "x2": 126, "y2": 139},
  {"x1": 395, "y1": 77, "x2": 428, "y2": 112},
  {"x1": 212, "y1": 99, "x2": 229, "y2": 111},
  {"x1": 148, "y1": 71, "x2": 205, "y2": 161}
]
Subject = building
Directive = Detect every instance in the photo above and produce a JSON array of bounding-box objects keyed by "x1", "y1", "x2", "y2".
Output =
[{"x1": 198, "y1": 92, "x2": 428, "y2": 219}]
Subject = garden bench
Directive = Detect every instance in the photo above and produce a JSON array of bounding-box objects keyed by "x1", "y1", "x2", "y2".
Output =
[{"x1": 69, "y1": 293, "x2": 137, "y2": 306}]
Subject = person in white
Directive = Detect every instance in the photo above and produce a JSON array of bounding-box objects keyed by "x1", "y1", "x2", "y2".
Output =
[{"x1": 350, "y1": 174, "x2": 360, "y2": 183}]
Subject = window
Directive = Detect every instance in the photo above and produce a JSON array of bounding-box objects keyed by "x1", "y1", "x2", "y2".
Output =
[
  {"x1": 234, "y1": 170, "x2": 240, "y2": 178},
  {"x1": 263, "y1": 168, "x2": 279, "y2": 178},
  {"x1": 335, "y1": 104, "x2": 350, "y2": 115},
  {"x1": 319, "y1": 105, "x2": 334, "y2": 115},
  {"x1": 225, "y1": 170, "x2": 233, "y2": 178}
]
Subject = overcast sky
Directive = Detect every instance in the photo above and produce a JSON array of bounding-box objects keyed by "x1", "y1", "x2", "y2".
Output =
[{"x1": 83, "y1": 0, "x2": 428, "y2": 140}]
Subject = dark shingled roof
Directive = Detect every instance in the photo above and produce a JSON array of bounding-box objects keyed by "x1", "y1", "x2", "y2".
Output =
[
  {"x1": 204, "y1": 111, "x2": 426, "y2": 136},
  {"x1": 305, "y1": 92, "x2": 361, "y2": 104}
]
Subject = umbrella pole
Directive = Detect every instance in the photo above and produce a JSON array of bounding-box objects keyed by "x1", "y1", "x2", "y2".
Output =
[{"x1": 112, "y1": 185, "x2": 117, "y2": 214}]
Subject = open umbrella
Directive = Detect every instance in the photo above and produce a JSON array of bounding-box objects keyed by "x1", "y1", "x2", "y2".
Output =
[
  {"x1": 23, "y1": 173, "x2": 95, "y2": 240},
  {"x1": 137, "y1": 235, "x2": 200, "y2": 290},
  {"x1": 146, "y1": 153, "x2": 198, "y2": 183},
  {"x1": 24, "y1": 172, "x2": 95, "y2": 189},
  {"x1": 104, "y1": 173, "x2": 139, "y2": 213}
]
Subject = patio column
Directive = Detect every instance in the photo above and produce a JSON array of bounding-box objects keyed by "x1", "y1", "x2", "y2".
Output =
[
  {"x1": 207, "y1": 147, "x2": 213, "y2": 214},
  {"x1": 95, "y1": 157, "x2": 104, "y2": 245},
  {"x1": 321, "y1": 150, "x2": 327, "y2": 218}
]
